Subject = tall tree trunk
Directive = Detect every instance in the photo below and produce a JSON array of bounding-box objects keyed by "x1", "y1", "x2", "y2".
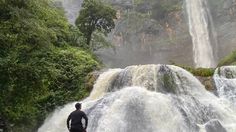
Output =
[{"x1": 86, "y1": 31, "x2": 92, "y2": 46}]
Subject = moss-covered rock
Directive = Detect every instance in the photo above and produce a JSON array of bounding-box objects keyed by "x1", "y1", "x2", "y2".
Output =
[
  {"x1": 171, "y1": 64, "x2": 216, "y2": 91},
  {"x1": 173, "y1": 64, "x2": 215, "y2": 77},
  {"x1": 85, "y1": 71, "x2": 101, "y2": 92}
]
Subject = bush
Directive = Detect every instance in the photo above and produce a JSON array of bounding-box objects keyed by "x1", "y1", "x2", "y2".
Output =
[
  {"x1": 0, "y1": 0, "x2": 101, "y2": 131},
  {"x1": 0, "y1": 45, "x2": 101, "y2": 131}
]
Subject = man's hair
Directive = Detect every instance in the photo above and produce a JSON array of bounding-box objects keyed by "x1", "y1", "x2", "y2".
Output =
[{"x1": 75, "y1": 103, "x2": 82, "y2": 110}]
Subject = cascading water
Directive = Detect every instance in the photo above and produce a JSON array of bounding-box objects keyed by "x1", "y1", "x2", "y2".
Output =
[
  {"x1": 185, "y1": 0, "x2": 218, "y2": 68},
  {"x1": 214, "y1": 66, "x2": 236, "y2": 110},
  {"x1": 38, "y1": 64, "x2": 236, "y2": 132}
]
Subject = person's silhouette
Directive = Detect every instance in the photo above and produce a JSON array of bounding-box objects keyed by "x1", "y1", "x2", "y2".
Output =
[{"x1": 67, "y1": 103, "x2": 88, "y2": 132}]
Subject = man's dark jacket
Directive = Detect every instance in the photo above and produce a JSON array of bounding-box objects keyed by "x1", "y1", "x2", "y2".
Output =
[{"x1": 67, "y1": 110, "x2": 88, "y2": 132}]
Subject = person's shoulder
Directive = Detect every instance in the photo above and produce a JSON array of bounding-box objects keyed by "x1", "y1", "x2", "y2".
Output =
[
  {"x1": 72, "y1": 110, "x2": 86, "y2": 115},
  {"x1": 79, "y1": 110, "x2": 85, "y2": 113},
  {"x1": 70, "y1": 110, "x2": 77, "y2": 115},
  {"x1": 79, "y1": 110, "x2": 86, "y2": 115}
]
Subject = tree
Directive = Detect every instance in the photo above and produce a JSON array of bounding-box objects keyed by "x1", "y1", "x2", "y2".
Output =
[
  {"x1": 0, "y1": 0, "x2": 100, "y2": 131},
  {"x1": 75, "y1": 0, "x2": 117, "y2": 46}
]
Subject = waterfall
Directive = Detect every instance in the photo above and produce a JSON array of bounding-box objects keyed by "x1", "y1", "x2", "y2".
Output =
[
  {"x1": 38, "y1": 64, "x2": 236, "y2": 132},
  {"x1": 185, "y1": 0, "x2": 218, "y2": 68},
  {"x1": 60, "y1": 0, "x2": 83, "y2": 24}
]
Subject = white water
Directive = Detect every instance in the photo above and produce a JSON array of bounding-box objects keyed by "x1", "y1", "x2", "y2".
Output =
[
  {"x1": 38, "y1": 64, "x2": 236, "y2": 132},
  {"x1": 214, "y1": 66, "x2": 236, "y2": 110},
  {"x1": 185, "y1": 0, "x2": 217, "y2": 68}
]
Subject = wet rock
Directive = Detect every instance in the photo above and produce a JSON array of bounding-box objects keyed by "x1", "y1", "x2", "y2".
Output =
[
  {"x1": 196, "y1": 76, "x2": 216, "y2": 92},
  {"x1": 205, "y1": 119, "x2": 227, "y2": 132},
  {"x1": 85, "y1": 71, "x2": 101, "y2": 92}
]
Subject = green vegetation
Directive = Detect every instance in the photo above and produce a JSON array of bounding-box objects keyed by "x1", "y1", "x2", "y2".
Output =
[
  {"x1": 175, "y1": 49, "x2": 236, "y2": 77},
  {"x1": 182, "y1": 66, "x2": 214, "y2": 77},
  {"x1": 76, "y1": 0, "x2": 116, "y2": 46},
  {"x1": 218, "y1": 50, "x2": 236, "y2": 66},
  {"x1": 163, "y1": 73, "x2": 177, "y2": 93},
  {"x1": 171, "y1": 64, "x2": 215, "y2": 91},
  {"x1": 172, "y1": 64, "x2": 215, "y2": 77},
  {"x1": 0, "y1": 0, "x2": 101, "y2": 131}
]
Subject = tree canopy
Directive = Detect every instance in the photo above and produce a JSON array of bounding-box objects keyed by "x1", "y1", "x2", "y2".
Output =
[
  {"x1": 75, "y1": 0, "x2": 117, "y2": 46},
  {"x1": 0, "y1": 0, "x2": 100, "y2": 131}
]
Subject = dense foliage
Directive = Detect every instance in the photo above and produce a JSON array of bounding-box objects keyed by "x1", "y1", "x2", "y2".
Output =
[
  {"x1": 76, "y1": 0, "x2": 116, "y2": 46},
  {"x1": 0, "y1": 0, "x2": 100, "y2": 131}
]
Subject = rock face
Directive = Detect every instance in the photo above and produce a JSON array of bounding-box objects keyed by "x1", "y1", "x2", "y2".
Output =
[
  {"x1": 96, "y1": 0, "x2": 193, "y2": 68},
  {"x1": 205, "y1": 119, "x2": 227, "y2": 132},
  {"x1": 60, "y1": 0, "x2": 236, "y2": 68},
  {"x1": 95, "y1": 0, "x2": 236, "y2": 68},
  {"x1": 85, "y1": 71, "x2": 101, "y2": 92},
  {"x1": 197, "y1": 76, "x2": 216, "y2": 92},
  {"x1": 208, "y1": 0, "x2": 236, "y2": 62}
]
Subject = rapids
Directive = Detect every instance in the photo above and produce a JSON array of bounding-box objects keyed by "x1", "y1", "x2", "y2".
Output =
[{"x1": 38, "y1": 65, "x2": 236, "y2": 132}]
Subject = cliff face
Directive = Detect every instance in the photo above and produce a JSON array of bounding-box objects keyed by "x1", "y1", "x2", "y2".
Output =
[
  {"x1": 60, "y1": 0, "x2": 236, "y2": 68},
  {"x1": 208, "y1": 0, "x2": 236, "y2": 61},
  {"x1": 96, "y1": 0, "x2": 193, "y2": 68},
  {"x1": 95, "y1": 0, "x2": 236, "y2": 68}
]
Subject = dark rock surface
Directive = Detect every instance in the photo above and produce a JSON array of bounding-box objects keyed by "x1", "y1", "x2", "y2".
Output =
[
  {"x1": 205, "y1": 119, "x2": 227, "y2": 132},
  {"x1": 196, "y1": 76, "x2": 216, "y2": 93}
]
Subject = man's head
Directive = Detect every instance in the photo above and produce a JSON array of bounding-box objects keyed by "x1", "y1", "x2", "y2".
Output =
[{"x1": 75, "y1": 103, "x2": 82, "y2": 110}]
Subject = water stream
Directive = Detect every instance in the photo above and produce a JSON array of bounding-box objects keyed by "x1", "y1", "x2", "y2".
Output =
[
  {"x1": 185, "y1": 0, "x2": 218, "y2": 68},
  {"x1": 214, "y1": 66, "x2": 236, "y2": 110},
  {"x1": 38, "y1": 65, "x2": 236, "y2": 132},
  {"x1": 37, "y1": 1, "x2": 236, "y2": 132}
]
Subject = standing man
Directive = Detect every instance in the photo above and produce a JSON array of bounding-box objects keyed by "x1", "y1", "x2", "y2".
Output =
[{"x1": 67, "y1": 103, "x2": 88, "y2": 132}]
